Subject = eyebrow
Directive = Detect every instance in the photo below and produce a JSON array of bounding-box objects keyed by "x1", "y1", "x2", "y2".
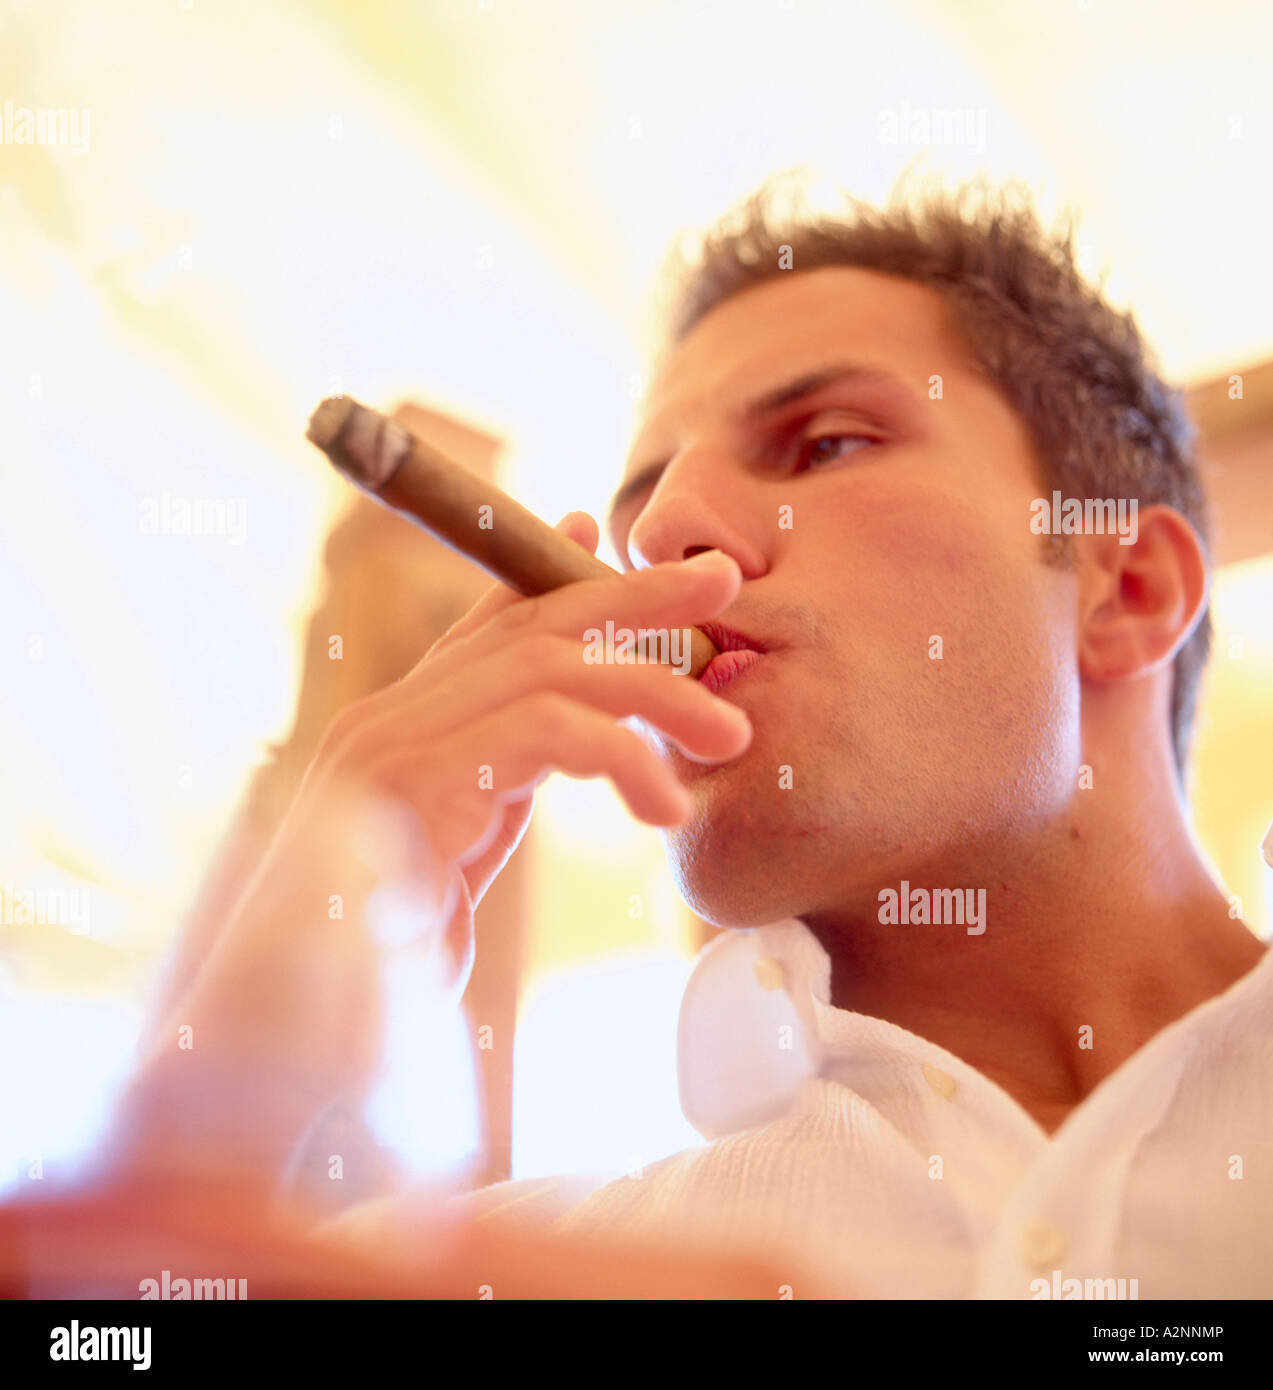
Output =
[{"x1": 605, "y1": 362, "x2": 914, "y2": 536}]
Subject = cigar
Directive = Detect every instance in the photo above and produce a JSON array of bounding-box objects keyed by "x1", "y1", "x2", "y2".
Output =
[{"x1": 305, "y1": 396, "x2": 719, "y2": 678}]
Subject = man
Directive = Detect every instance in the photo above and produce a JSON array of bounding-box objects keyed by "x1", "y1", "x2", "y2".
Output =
[{"x1": 120, "y1": 176, "x2": 1273, "y2": 1298}]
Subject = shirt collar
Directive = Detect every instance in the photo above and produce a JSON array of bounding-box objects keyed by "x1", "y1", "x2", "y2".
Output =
[
  {"x1": 676, "y1": 914, "x2": 1273, "y2": 1141},
  {"x1": 676, "y1": 918, "x2": 830, "y2": 1140},
  {"x1": 675, "y1": 917, "x2": 965, "y2": 1140}
]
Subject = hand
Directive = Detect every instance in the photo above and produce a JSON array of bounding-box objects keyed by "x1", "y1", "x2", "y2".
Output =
[
  {"x1": 105, "y1": 515, "x2": 749, "y2": 1192},
  {"x1": 277, "y1": 511, "x2": 751, "y2": 990}
]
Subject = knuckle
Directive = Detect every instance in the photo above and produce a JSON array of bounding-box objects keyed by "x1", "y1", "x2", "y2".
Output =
[{"x1": 496, "y1": 594, "x2": 540, "y2": 632}]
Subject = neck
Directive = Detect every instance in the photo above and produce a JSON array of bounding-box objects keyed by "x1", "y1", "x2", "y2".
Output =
[{"x1": 801, "y1": 786, "x2": 1267, "y2": 1136}]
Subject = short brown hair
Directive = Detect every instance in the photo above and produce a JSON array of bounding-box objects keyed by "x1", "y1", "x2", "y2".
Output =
[{"x1": 649, "y1": 170, "x2": 1212, "y2": 784}]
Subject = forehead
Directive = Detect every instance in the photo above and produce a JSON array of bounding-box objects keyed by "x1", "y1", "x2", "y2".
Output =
[{"x1": 632, "y1": 266, "x2": 964, "y2": 450}]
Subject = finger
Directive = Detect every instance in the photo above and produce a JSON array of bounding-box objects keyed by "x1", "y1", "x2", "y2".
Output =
[
  {"x1": 419, "y1": 549, "x2": 741, "y2": 687},
  {"x1": 457, "y1": 790, "x2": 535, "y2": 910},
  {"x1": 561, "y1": 510, "x2": 600, "y2": 556},
  {"x1": 378, "y1": 693, "x2": 694, "y2": 864},
  {"x1": 437, "y1": 867, "x2": 477, "y2": 995},
  {"x1": 367, "y1": 633, "x2": 752, "y2": 765},
  {"x1": 424, "y1": 511, "x2": 601, "y2": 660}
]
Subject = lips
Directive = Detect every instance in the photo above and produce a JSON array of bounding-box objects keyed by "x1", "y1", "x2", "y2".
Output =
[
  {"x1": 697, "y1": 621, "x2": 767, "y2": 656},
  {"x1": 697, "y1": 621, "x2": 767, "y2": 695}
]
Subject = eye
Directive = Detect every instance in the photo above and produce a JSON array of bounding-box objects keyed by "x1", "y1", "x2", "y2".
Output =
[{"x1": 794, "y1": 430, "x2": 878, "y2": 471}]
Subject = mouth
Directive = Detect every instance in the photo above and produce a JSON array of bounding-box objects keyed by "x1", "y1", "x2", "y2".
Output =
[
  {"x1": 697, "y1": 621, "x2": 767, "y2": 695},
  {"x1": 697, "y1": 621, "x2": 767, "y2": 656}
]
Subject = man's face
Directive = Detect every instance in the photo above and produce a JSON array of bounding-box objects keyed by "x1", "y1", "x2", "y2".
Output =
[{"x1": 608, "y1": 266, "x2": 1084, "y2": 928}]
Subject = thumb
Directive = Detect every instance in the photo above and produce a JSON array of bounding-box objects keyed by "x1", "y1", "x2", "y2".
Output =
[{"x1": 557, "y1": 509, "x2": 600, "y2": 555}]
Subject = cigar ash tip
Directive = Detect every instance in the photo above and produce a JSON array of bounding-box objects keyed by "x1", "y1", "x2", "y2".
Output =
[{"x1": 306, "y1": 395, "x2": 357, "y2": 451}]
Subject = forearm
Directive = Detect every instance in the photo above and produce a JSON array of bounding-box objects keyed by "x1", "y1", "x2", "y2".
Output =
[{"x1": 98, "y1": 792, "x2": 398, "y2": 1193}]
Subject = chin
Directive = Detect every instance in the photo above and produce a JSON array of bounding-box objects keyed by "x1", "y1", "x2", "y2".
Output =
[
  {"x1": 670, "y1": 872, "x2": 793, "y2": 929},
  {"x1": 662, "y1": 801, "x2": 811, "y2": 929}
]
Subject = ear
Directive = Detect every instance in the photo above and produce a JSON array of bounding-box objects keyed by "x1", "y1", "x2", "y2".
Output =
[{"x1": 1077, "y1": 504, "x2": 1209, "y2": 684}]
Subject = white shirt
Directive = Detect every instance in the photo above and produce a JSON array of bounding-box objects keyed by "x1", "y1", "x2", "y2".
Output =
[{"x1": 332, "y1": 917, "x2": 1273, "y2": 1298}]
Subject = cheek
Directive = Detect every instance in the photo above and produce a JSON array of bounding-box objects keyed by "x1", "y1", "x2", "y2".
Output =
[
  {"x1": 806, "y1": 481, "x2": 1077, "y2": 751},
  {"x1": 814, "y1": 481, "x2": 1004, "y2": 639}
]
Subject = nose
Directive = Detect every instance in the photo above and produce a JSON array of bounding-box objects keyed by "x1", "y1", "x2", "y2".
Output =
[{"x1": 627, "y1": 456, "x2": 767, "y2": 576}]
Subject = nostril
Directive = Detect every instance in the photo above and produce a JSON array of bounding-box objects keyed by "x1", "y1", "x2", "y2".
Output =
[{"x1": 683, "y1": 546, "x2": 715, "y2": 560}]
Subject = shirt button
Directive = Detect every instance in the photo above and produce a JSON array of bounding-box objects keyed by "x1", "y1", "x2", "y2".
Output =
[
  {"x1": 753, "y1": 956, "x2": 785, "y2": 991},
  {"x1": 1018, "y1": 1221, "x2": 1067, "y2": 1268},
  {"x1": 922, "y1": 1063, "x2": 957, "y2": 1098}
]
